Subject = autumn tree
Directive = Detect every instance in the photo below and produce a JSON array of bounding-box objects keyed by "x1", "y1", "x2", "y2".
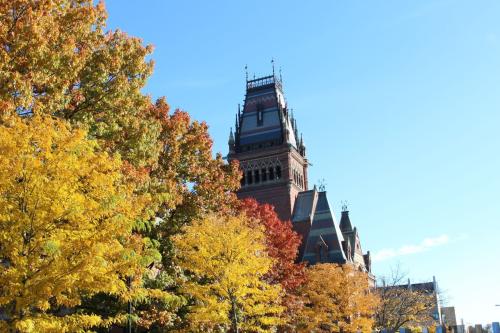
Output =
[
  {"x1": 239, "y1": 198, "x2": 304, "y2": 289},
  {"x1": 147, "y1": 98, "x2": 240, "y2": 227},
  {"x1": 295, "y1": 264, "x2": 379, "y2": 333},
  {"x1": 128, "y1": 99, "x2": 240, "y2": 332},
  {"x1": 172, "y1": 214, "x2": 284, "y2": 332},
  {"x1": 374, "y1": 269, "x2": 437, "y2": 333},
  {"x1": 0, "y1": 1, "x2": 244, "y2": 330},
  {"x1": 0, "y1": 0, "x2": 241, "y2": 328},
  {"x1": 238, "y1": 198, "x2": 305, "y2": 328},
  {"x1": 0, "y1": 0, "x2": 160, "y2": 169},
  {"x1": 0, "y1": 115, "x2": 168, "y2": 332}
]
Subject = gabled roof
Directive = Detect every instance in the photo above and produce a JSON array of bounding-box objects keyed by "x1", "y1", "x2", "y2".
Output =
[
  {"x1": 292, "y1": 188, "x2": 347, "y2": 265},
  {"x1": 292, "y1": 189, "x2": 316, "y2": 223}
]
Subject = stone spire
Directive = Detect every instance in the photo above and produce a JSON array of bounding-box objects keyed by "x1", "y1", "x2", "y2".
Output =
[
  {"x1": 299, "y1": 133, "x2": 306, "y2": 157},
  {"x1": 228, "y1": 127, "x2": 235, "y2": 153}
]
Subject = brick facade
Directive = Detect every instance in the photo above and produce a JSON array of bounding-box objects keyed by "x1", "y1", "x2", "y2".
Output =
[{"x1": 228, "y1": 72, "x2": 372, "y2": 275}]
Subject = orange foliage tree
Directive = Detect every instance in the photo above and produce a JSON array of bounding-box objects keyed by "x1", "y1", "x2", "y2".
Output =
[{"x1": 133, "y1": 98, "x2": 241, "y2": 331}]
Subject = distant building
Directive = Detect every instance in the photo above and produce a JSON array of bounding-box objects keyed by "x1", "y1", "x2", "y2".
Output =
[
  {"x1": 492, "y1": 322, "x2": 500, "y2": 333},
  {"x1": 379, "y1": 276, "x2": 443, "y2": 327},
  {"x1": 441, "y1": 306, "x2": 457, "y2": 326},
  {"x1": 227, "y1": 72, "x2": 372, "y2": 276}
]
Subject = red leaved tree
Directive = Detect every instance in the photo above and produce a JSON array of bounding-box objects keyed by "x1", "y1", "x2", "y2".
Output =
[{"x1": 239, "y1": 198, "x2": 306, "y2": 329}]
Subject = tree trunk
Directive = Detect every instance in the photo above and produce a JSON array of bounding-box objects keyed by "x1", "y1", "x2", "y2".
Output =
[{"x1": 230, "y1": 295, "x2": 239, "y2": 333}]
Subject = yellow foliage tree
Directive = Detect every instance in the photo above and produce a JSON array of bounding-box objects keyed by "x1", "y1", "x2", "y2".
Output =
[
  {"x1": 172, "y1": 214, "x2": 284, "y2": 332},
  {"x1": 0, "y1": 115, "x2": 149, "y2": 332},
  {"x1": 296, "y1": 264, "x2": 379, "y2": 333}
]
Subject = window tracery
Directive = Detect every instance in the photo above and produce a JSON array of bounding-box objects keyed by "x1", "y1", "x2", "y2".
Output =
[{"x1": 239, "y1": 158, "x2": 283, "y2": 187}]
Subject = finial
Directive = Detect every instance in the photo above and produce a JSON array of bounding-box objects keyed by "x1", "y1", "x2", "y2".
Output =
[
  {"x1": 245, "y1": 64, "x2": 248, "y2": 81},
  {"x1": 318, "y1": 179, "x2": 326, "y2": 192},
  {"x1": 341, "y1": 200, "x2": 348, "y2": 212},
  {"x1": 228, "y1": 127, "x2": 235, "y2": 143},
  {"x1": 271, "y1": 58, "x2": 275, "y2": 76},
  {"x1": 279, "y1": 66, "x2": 282, "y2": 82}
]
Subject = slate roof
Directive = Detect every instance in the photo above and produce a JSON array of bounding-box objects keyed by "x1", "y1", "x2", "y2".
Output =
[
  {"x1": 290, "y1": 188, "x2": 372, "y2": 275},
  {"x1": 234, "y1": 75, "x2": 298, "y2": 151},
  {"x1": 339, "y1": 210, "x2": 353, "y2": 232},
  {"x1": 292, "y1": 188, "x2": 347, "y2": 265}
]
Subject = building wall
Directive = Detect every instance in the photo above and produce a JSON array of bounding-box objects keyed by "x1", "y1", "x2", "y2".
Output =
[{"x1": 232, "y1": 145, "x2": 307, "y2": 222}]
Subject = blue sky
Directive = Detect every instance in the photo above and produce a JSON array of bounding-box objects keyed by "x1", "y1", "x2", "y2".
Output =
[{"x1": 104, "y1": 0, "x2": 500, "y2": 325}]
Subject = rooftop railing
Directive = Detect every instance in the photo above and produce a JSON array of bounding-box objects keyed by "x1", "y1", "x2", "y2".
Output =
[{"x1": 247, "y1": 75, "x2": 282, "y2": 91}]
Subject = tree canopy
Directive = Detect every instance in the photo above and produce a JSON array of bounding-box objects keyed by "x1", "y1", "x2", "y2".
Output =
[
  {"x1": 0, "y1": 1, "x2": 387, "y2": 332},
  {"x1": 0, "y1": 115, "x2": 158, "y2": 332},
  {"x1": 296, "y1": 264, "x2": 379, "y2": 333},
  {"x1": 172, "y1": 214, "x2": 284, "y2": 332}
]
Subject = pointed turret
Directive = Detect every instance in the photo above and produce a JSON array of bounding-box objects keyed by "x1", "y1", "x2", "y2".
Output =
[
  {"x1": 299, "y1": 133, "x2": 306, "y2": 157},
  {"x1": 228, "y1": 127, "x2": 235, "y2": 153},
  {"x1": 339, "y1": 208, "x2": 353, "y2": 232}
]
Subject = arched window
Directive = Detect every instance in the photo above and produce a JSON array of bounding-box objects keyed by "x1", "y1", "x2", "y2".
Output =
[
  {"x1": 246, "y1": 170, "x2": 253, "y2": 185},
  {"x1": 268, "y1": 167, "x2": 274, "y2": 180},
  {"x1": 276, "y1": 166, "x2": 281, "y2": 180},
  {"x1": 254, "y1": 169, "x2": 260, "y2": 184},
  {"x1": 261, "y1": 168, "x2": 267, "y2": 182}
]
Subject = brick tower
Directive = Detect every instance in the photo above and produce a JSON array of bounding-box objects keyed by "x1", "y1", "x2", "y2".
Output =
[{"x1": 228, "y1": 73, "x2": 308, "y2": 222}]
